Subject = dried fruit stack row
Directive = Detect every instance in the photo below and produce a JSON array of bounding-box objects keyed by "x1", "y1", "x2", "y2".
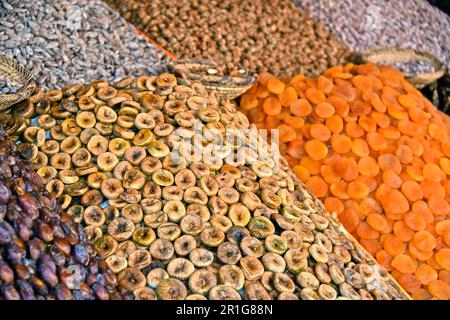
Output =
[
  {"x1": 105, "y1": 0, "x2": 350, "y2": 77},
  {"x1": 12, "y1": 72, "x2": 410, "y2": 299},
  {"x1": 0, "y1": 129, "x2": 126, "y2": 300},
  {"x1": 239, "y1": 63, "x2": 450, "y2": 300}
]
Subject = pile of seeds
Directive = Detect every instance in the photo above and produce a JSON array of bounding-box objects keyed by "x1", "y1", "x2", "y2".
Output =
[
  {"x1": 0, "y1": 128, "x2": 127, "y2": 300},
  {"x1": 17, "y1": 74, "x2": 409, "y2": 300},
  {"x1": 0, "y1": 0, "x2": 167, "y2": 91},
  {"x1": 239, "y1": 63, "x2": 450, "y2": 299},
  {"x1": 106, "y1": 0, "x2": 350, "y2": 78},
  {"x1": 295, "y1": 0, "x2": 450, "y2": 72}
]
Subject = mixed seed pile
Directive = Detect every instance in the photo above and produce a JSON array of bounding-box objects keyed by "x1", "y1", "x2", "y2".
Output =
[
  {"x1": 239, "y1": 63, "x2": 450, "y2": 299},
  {"x1": 0, "y1": 0, "x2": 167, "y2": 91},
  {"x1": 13, "y1": 73, "x2": 409, "y2": 300},
  {"x1": 106, "y1": 0, "x2": 350, "y2": 78},
  {"x1": 0, "y1": 129, "x2": 126, "y2": 300},
  {"x1": 295, "y1": 0, "x2": 450, "y2": 72}
]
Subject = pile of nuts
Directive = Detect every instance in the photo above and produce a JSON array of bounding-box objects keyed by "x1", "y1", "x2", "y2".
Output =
[
  {"x1": 0, "y1": 128, "x2": 126, "y2": 300},
  {"x1": 239, "y1": 64, "x2": 450, "y2": 299},
  {"x1": 14, "y1": 73, "x2": 409, "y2": 300},
  {"x1": 106, "y1": 0, "x2": 350, "y2": 77}
]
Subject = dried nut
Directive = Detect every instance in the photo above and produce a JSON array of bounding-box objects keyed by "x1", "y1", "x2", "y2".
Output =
[
  {"x1": 150, "y1": 238, "x2": 174, "y2": 260},
  {"x1": 128, "y1": 249, "x2": 152, "y2": 269},
  {"x1": 156, "y1": 278, "x2": 187, "y2": 300},
  {"x1": 209, "y1": 285, "x2": 241, "y2": 300},
  {"x1": 167, "y1": 258, "x2": 195, "y2": 280},
  {"x1": 94, "y1": 235, "x2": 118, "y2": 259},
  {"x1": 240, "y1": 256, "x2": 264, "y2": 280},
  {"x1": 146, "y1": 268, "x2": 169, "y2": 288},
  {"x1": 188, "y1": 248, "x2": 213, "y2": 268}
]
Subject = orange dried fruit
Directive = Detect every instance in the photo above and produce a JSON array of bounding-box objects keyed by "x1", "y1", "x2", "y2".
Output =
[
  {"x1": 277, "y1": 124, "x2": 297, "y2": 143},
  {"x1": 347, "y1": 181, "x2": 370, "y2": 200},
  {"x1": 356, "y1": 221, "x2": 380, "y2": 240},
  {"x1": 304, "y1": 140, "x2": 328, "y2": 161},
  {"x1": 401, "y1": 180, "x2": 423, "y2": 202},
  {"x1": 391, "y1": 254, "x2": 417, "y2": 274},
  {"x1": 366, "y1": 213, "x2": 388, "y2": 232},
  {"x1": 310, "y1": 123, "x2": 331, "y2": 141},
  {"x1": 335, "y1": 157, "x2": 359, "y2": 181},
  {"x1": 367, "y1": 132, "x2": 388, "y2": 151},
  {"x1": 404, "y1": 211, "x2": 426, "y2": 231},
  {"x1": 428, "y1": 280, "x2": 450, "y2": 299},
  {"x1": 428, "y1": 195, "x2": 450, "y2": 216},
  {"x1": 383, "y1": 235, "x2": 405, "y2": 256},
  {"x1": 360, "y1": 239, "x2": 382, "y2": 256},
  {"x1": 397, "y1": 273, "x2": 421, "y2": 293},
  {"x1": 340, "y1": 208, "x2": 359, "y2": 232},
  {"x1": 262, "y1": 96, "x2": 282, "y2": 116},
  {"x1": 415, "y1": 264, "x2": 438, "y2": 285},
  {"x1": 345, "y1": 121, "x2": 365, "y2": 138},
  {"x1": 380, "y1": 189, "x2": 410, "y2": 214},
  {"x1": 279, "y1": 86, "x2": 298, "y2": 107},
  {"x1": 327, "y1": 95, "x2": 349, "y2": 116},
  {"x1": 305, "y1": 176, "x2": 328, "y2": 198},
  {"x1": 423, "y1": 163, "x2": 442, "y2": 182},
  {"x1": 382, "y1": 170, "x2": 403, "y2": 189},
  {"x1": 315, "y1": 102, "x2": 335, "y2": 118},
  {"x1": 283, "y1": 115, "x2": 304, "y2": 129},
  {"x1": 435, "y1": 248, "x2": 450, "y2": 271},
  {"x1": 267, "y1": 78, "x2": 285, "y2": 94},
  {"x1": 290, "y1": 98, "x2": 312, "y2": 117},
  {"x1": 378, "y1": 153, "x2": 402, "y2": 174},
  {"x1": 358, "y1": 156, "x2": 380, "y2": 177},
  {"x1": 324, "y1": 197, "x2": 344, "y2": 214},
  {"x1": 331, "y1": 134, "x2": 352, "y2": 154},
  {"x1": 413, "y1": 231, "x2": 437, "y2": 252},
  {"x1": 293, "y1": 165, "x2": 310, "y2": 182},
  {"x1": 305, "y1": 87, "x2": 326, "y2": 104}
]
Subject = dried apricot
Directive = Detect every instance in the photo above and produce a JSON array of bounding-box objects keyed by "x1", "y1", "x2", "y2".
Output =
[
  {"x1": 366, "y1": 213, "x2": 388, "y2": 232},
  {"x1": 358, "y1": 156, "x2": 380, "y2": 177},
  {"x1": 428, "y1": 280, "x2": 450, "y2": 299},
  {"x1": 267, "y1": 78, "x2": 285, "y2": 94},
  {"x1": 305, "y1": 176, "x2": 328, "y2": 198},
  {"x1": 310, "y1": 123, "x2": 331, "y2": 141},
  {"x1": 397, "y1": 273, "x2": 421, "y2": 293},
  {"x1": 435, "y1": 248, "x2": 450, "y2": 271},
  {"x1": 415, "y1": 264, "x2": 438, "y2": 285},
  {"x1": 304, "y1": 140, "x2": 328, "y2": 161},
  {"x1": 316, "y1": 102, "x2": 335, "y2": 118},
  {"x1": 401, "y1": 180, "x2": 423, "y2": 202},
  {"x1": 331, "y1": 134, "x2": 352, "y2": 154},
  {"x1": 391, "y1": 254, "x2": 417, "y2": 274}
]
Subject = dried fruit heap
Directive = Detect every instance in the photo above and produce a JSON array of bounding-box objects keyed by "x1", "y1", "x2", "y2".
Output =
[
  {"x1": 106, "y1": 0, "x2": 350, "y2": 77},
  {"x1": 239, "y1": 63, "x2": 450, "y2": 299},
  {"x1": 16, "y1": 73, "x2": 408, "y2": 300},
  {"x1": 0, "y1": 128, "x2": 124, "y2": 300}
]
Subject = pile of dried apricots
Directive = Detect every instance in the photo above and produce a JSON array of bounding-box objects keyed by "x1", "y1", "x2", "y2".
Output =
[{"x1": 239, "y1": 63, "x2": 450, "y2": 300}]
